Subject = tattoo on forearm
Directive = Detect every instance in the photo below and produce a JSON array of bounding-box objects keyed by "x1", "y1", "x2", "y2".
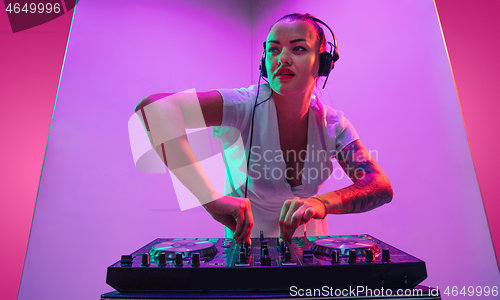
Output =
[{"x1": 333, "y1": 140, "x2": 393, "y2": 213}]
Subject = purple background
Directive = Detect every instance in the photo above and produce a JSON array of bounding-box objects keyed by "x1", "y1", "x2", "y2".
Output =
[{"x1": 16, "y1": 1, "x2": 499, "y2": 299}]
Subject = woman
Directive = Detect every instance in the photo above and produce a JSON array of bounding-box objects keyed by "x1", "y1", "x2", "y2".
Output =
[{"x1": 135, "y1": 13, "x2": 393, "y2": 244}]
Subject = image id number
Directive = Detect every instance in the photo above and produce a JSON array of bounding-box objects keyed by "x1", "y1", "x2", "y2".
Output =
[
  {"x1": 443, "y1": 286, "x2": 498, "y2": 297},
  {"x1": 6, "y1": 3, "x2": 61, "y2": 14}
]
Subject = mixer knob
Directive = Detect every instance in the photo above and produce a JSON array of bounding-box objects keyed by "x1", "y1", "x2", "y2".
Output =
[
  {"x1": 280, "y1": 241, "x2": 286, "y2": 253},
  {"x1": 239, "y1": 244, "x2": 246, "y2": 257},
  {"x1": 365, "y1": 249, "x2": 374, "y2": 262},
  {"x1": 303, "y1": 250, "x2": 313, "y2": 260},
  {"x1": 348, "y1": 249, "x2": 357, "y2": 263},
  {"x1": 261, "y1": 241, "x2": 268, "y2": 248},
  {"x1": 158, "y1": 253, "x2": 167, "y2": 266},
  {"x1": 382, "y1": 249, "x2": 391, "y2": 262},
  {"x1": 191, "y1": 253, "x2": 201, "y2": 267},
  {"x1": 239, "y1": 251, "x2": 247, "y2": 264},
  {"x1": 120, "y1": 255, "x2": 133, "y2": 266},
  {"x1": 141, "y1": 253, "x2": 150, "y2": 267},
  {"x1": 175, "y1": 253, "x2": 183, "y2": 267},
  {"x1": 284, "y1": 250, "x2": 291, "y2": 263},
  {"x1": 261, "y1": 248, "x2": 269, "y2": 256},
  {"x1": 331, "y1": 250, "x2": 340, "y2": 264},
  {"x1": 260, "y1": 231, "x2": 264, "y2": 241},
  {"x1": 261, "y1": 255, "x2": 271, "y2": 266}
]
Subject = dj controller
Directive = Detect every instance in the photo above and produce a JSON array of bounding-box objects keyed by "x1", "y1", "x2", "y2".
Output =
[{"x1": 106, "y1": 233, "x2": 428, "y2": 294}]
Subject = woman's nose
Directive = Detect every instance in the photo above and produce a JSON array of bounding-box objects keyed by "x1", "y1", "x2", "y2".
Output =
[{"x1": 278, "y1": 49, "x2": 292, "y2": 66}]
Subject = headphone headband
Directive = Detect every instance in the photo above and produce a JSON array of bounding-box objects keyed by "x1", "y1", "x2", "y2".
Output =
[{"x1": 310, "y1": 17, "x2": 338, "y2": 60}]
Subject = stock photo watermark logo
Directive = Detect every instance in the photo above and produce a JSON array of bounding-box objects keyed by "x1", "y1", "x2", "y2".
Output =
[
  {"x1": 129, "y1": 89, "x2": 247, "y2": 211},
  {"x1": 246, "y1": 144, "x2": 378, "y2": 184},
  {"x1": 129, "y1": 89, "x2": 379, "y2": 211}
]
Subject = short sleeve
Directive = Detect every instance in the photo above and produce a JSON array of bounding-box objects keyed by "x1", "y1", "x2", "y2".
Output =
[
  {"x1": 214, "y1": 85, "x2": 272, "y2": 131},
  {"x1": 323, "y1": 105, "x2": 360, "y2": 155},
  {"x1": 214, "y1": 87, "x2": 253, "y2": 130}
]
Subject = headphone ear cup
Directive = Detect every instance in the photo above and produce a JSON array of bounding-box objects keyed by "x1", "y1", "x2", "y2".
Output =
[
  {"x1": 332, "y1": 51, "x2": 339, "y2": 64},
  {"x1": 318, "y1": 52, "x2": 334, "y2": 77},
  {"x1": 260, "y1": 54, "x2": 267, "y2": 78}
]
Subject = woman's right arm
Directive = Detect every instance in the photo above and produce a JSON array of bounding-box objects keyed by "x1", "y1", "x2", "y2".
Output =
[{"x1": 135, "y1": 91, "x2": 253, "y2": 243}]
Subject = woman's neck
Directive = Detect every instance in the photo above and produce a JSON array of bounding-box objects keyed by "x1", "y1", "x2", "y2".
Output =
[{"x1": 272, "y1": 89, "x2": 313, "y2": 124}]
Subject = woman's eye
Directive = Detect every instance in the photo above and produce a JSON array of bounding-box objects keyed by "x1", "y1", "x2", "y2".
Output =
[
  {"x1": 268, "y1": 47, "x2": 279, "y2": 53},
  {"x1": 294, "y1": 46, "x2": 306, "y2": 52}
]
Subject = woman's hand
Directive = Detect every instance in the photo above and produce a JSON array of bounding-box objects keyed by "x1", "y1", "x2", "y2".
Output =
[
  {"x1": 279, "y1": 197, "x2": 327, "y2": 243},
  {"x1": 203, "y1": 195, "x2": 253, "y2": 244}
]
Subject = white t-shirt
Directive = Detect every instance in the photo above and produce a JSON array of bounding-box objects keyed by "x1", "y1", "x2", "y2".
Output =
[{"x1": 213, "y1": 84, "x2": 359, "y2": 238}]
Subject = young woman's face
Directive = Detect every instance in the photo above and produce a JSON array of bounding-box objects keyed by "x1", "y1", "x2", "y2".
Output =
[{"x1": 265, "y1": 19, "x2": 321, "y2": 97}]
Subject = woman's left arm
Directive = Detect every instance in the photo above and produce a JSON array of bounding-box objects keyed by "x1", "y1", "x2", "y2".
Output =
[
  {"x1": 279, "y1": 139, "x2": 393, "y2": 242},
  {"x1": 323, "y1": 139, "x2": 393, "y2": 214}
]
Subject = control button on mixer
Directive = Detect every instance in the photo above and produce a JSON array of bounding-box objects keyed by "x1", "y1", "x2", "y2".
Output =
[
  {"x1": 120, "y1": 255, "x2": 133, "y2": 266},
  {"x1": 365, "y1": 249, "x2": 374, "y2": 262},
  {"x1": 158, "y1": 253, "x2": 167, "y2": 267},
  {"x1": 382, "y1": 248, "x2": 391, "y2": 262},
  {"x1": 141, "y1": 253, "x2": 150, "y2": 267},
  {"x1": 348, "y1": 249, "x2": 357, "y2": 264},
  {"x1": 175, "y1": 253, "x2": 183, "y2": 267},
  {"x1": 303, "y1": 250, "x2": 313, "y2": 260},
  {"x1": 261, "y1": 255, "x2": 271, "y2": 266},
  {"x1": 284, "y1": 250, "x2": 291, "y2": 263},
  {"x1": 239, "y1": 251, "x2": 246, "y2": 264},
  {"x1": 280, "y1": 241, "x2": 286, "y2": 253},
  {"x1": 331, "y1": 250, "x2": 340, "y2": 264},
  {"x1": 191, "y1": 253, "x2": 201, "y2": 267}
]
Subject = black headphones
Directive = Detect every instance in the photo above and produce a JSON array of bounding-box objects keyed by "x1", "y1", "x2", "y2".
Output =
[{"x1": 260, "y1": 16, "x2": 339, "y2": 83}]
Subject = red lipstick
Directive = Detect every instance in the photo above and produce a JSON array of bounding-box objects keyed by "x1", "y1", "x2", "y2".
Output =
[{"x1": 275, "y1": 68, "x2": 295, "y2": 79}]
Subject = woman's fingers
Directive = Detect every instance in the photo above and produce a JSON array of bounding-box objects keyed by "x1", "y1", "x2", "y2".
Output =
[
  {"x1": 290, "y1": 205, "x2": 307, "y2": 229},
  {"x1": 203, "y1": 196, "x2": 253, "y2": 243},
  {"x1": 240, "y1": 204, "x2": 254, "y2": 243},
  {"x1": 279, "y1": 198, "x2": 322, "y2": 243},
  {"x1": 232, "y1": 198, "x2": 253, "y2": 244},
  {"x1": 232, "y1": 208, "x2": 245, "y2": 242},
  {"x1": 302, "y1": 206, "x2": 315, "y2": 224},
  {"x1": 224, "y1": 218, "x2": 237, "y2": 233},
  {"x1": 279, "y1": 200, "x2": 307, "y2": 243},
  {"x1": 279, "y1": 200, "x2": 292, "y2": 238}
]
